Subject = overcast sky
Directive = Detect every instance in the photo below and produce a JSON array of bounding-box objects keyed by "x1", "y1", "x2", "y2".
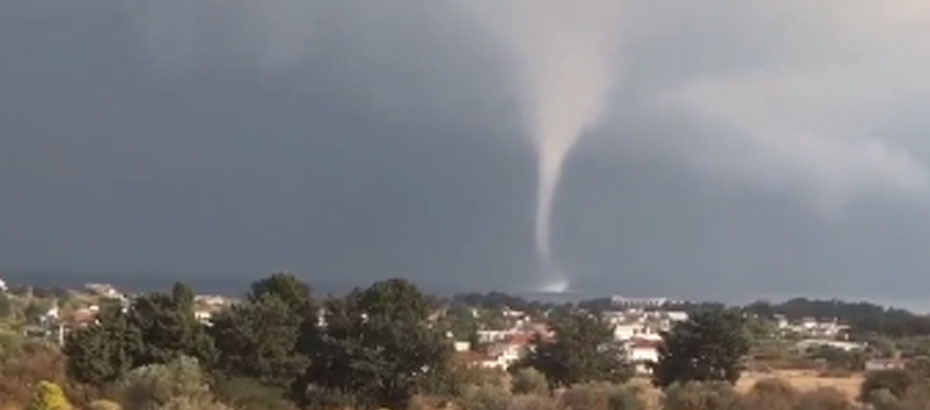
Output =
[{"x1": 3, "y1": 1, "x2": 930, "y2": 305}]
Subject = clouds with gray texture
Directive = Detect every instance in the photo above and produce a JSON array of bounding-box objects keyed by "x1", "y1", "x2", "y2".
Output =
[{"x1": 4, "y1": 0, "x2": 930, "y2": 304}]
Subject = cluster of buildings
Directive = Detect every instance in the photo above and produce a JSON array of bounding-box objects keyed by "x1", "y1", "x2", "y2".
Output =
[
  {"x1": 5, "y1": 280, "x2": 237, "y2": 345},
  {"x1": 774, "y1": 314, "x2": 850, "y2": 339},
  {"x1": 453, "y1": 297, "x2": 689, "y2": 374}
]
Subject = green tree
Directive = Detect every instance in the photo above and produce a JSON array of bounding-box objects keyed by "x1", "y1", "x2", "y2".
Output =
[
  {"x1": 248, "y1": 272, "x2": 317, "y2": 318},
  {"x1": 517, "y1": 313, "x2": 632, "y2": 388},
  {"x1": 65, "y1": 283, "x2": 215, "y2": 385},
  {"x1": 292, "y1": 278, "x2": 450, "y2": 409},
  {"x1": 652, "y1": 309, "x2": 749, "y2": 387},
  {"x1": 210, "y1": 293, "x2": 307, "y2": 387},
  {"x1": 128, "y1": 283, "x2": 216, "y2": 366},
  {"x1": 64, "y1": 303, "x2": 138, "y2": 385},
  {"x1": 25, "y1": 380, "x2": 73, "y2": 410}
]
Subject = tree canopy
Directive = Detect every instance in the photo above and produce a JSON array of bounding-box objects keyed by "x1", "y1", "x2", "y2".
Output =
[
  {"x1": 652, "y1": 309, "x2": 750, "y2": 388},
  {"x1": 292, "y1": 278, "x2": 450, "y2": 409},
  {"x1": 517, "y1": 313, "x2": 632, "y2": 388}
]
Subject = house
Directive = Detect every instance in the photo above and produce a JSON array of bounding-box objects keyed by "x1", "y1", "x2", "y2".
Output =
[
  {"x1": 477, "y1": 329, "x2": 515, "y2": 343},
  {"x1": 502, "y1": 307, "x2": 526, "y2": 319},
  {"x1": 194, "y1": 310, "x2": 213, "y2": 325},
  {"x1": 84, "y1": 283, "x2": 126, "y2": 301},
  {"x1": 0, "y1": 277, "x2": 7, "y2": 293},
  {"x1": 454, "y1": 341, "x2": 472, "y2": 352},
  {"x1": 480, "y1": 333, "x2": 531, "y2": 369},
  {"x1": 626, "y1": 339, "x2": 661, "y2": 374},
  {"x1": 665, "y1": 311, "x2": 688, "y2": 322},
  {"x1": 866, "y1": 358, "x2": 908, "y2": 371},
  {"x1": 796, "y1": 339, "x2": 863, "y2": 352},
  {"x1": 68, "y1": 308, "x2": 97, "y2": 329},
  {"x1": 613, "y1": 323, "x2": 661, "y2": 342},
  {"x1": 40, "y1": 306, "x2": 60, "y2": 324}
]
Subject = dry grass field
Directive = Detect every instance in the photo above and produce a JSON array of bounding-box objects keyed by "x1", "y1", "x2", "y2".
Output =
[
  {"x1": 736, "y1": 370, "x2": 864, "y2": 400},
  {"x1": 630, "y1": 369, "x2": 865, "y2": 407}
]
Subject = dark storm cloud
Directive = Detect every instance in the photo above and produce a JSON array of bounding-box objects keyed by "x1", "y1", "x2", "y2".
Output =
[{"x1": 3, "y1": 0, "x2": 930, "y2": 305}]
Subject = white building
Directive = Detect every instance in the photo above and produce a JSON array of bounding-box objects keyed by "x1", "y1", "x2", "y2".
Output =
[
  {"x1": 796, "y1": 339, "x2": 863, "y2": 352},
  {"x1": 665, "y1": 311, "x2": 688, "y2": 322},
  {"x1": 477, "y1": 329, "x2": 515, "y2": 343},
  {"x1": 194, "y1": 310, "x2": 213, "y2": 325},
  {"x1": 626, "y1": 339, "x2": 661, "y2": 374},
  {"x1": 454, "y1": 341, "x2": 472, "y2": 352},
  {"x1": 84, "y1": 283, "x2": 126, "y2": 300},
  {"x1": 613, "y1": 323, "x2": 661, "y2": 342},
  {"x1": 0, "y1": 277, "x2": 7, "y2": 293}
]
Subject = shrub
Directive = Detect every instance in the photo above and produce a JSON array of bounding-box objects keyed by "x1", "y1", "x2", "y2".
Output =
[
  {"x1": 905, "y1": 356, "x2": 930, "y2": 379},
  {"x1": 868, "y1": 383, "x2": 930, "y2": 410},
  {"x1": 87, "y1": 400, "x2": 122, "y2": 410},
  {"x1": 662, "y1": 381, "x2": 740, "y2": 410},
  {"x1": 607, "y1": 386, "x2": 645, "y2": 410},
  {"x1": 25, "y1": 381, "x2": 73, "y2": 410},
  {"x1": 213, "y1": 377, "x2": 297, "y2": 410},
  {"x1": 738, "y1": 378, "x2": 799, "y2": 410},
  {"x1": 508, "y1": 394, "x2": 557, "y2": 410},
  {"x1": 298, "y1": 385, "x2": 357, "y2": 410},
  {"x1": 457, "y1": 385, "x2": 512, "y2": 410},
  {"x1": 0, "y1": 342, "x2": 68, "y2": 405},
  {"x1": 860, "y1": 369, "x2": 915, "y2": 402},
  {"x1": 408, "y1": 394, "x2": 445, "y2": 410},
  {"x1": 795, "y1": 388, "x2": 854, "y2": 410},
  {"x1": 559, "y1": 383, "x2": 644, "y2": 410},
  {"x1": 512, "y1": 368, "x2": 549, "y2": 395},
  {"x1": 155, "y1": 397, "x2": 233, "y2": 410},
  {"x1": 116, "y1": 356, "x2": 213, "y2": 410},
  {"x1": 0, "y1": 327, "x2": 23, "y2": 361}
]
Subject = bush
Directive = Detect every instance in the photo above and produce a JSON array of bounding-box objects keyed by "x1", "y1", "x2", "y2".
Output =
[
  {"x1": 213, "y1": 377, "x2": 297, "y2": 410},
  {"x1": 559, "y1": 383, "x2": 644, "y2": 410},
  {"x1": 508, "y1": 394, "x2": 556, "y2": 410},
  {"x1": 738, "y1": 378, "x2": 799, "y2": 410},
  {"x1": 116, "y1": 356, "x2": 213, "y2": 410},
  {"x1": 298, "y1": 385, "x2": 357, "y2": 410},
  {"x1": 25, "y1": 381, "x2": 73, "y2": 410},
  {"x1": 87, "y1": 400, "x2": 122, "y2": 410},
  {"x1": 905, "y1": 356, "x2": 930, "y2": 379},
  {"x1": 457, "y1": 385, "x2": 512, "y2": 410},
  {"x1": 0, "y1": 327, "x2": 23, "y2": 361},
  {"x1": 795, "y1": 388, "x2": 854, "y2": 410},
  {"x1": 607, "y1": 387, "x2": 645, "y2": 410},
  {"x1": 155, "y1": 397, "x2": 233, "y2": 410},
  {"x1": 0, "y1": 342, "x2": 68, "y2": 405},
  {"x1": 861, "y1": 369, "x2": 916, "y2": 402},
  {"x1": 662, "y1": 381, "x2": 740, "y2": 410},
  {"x1": 512, "y1": 368, "x2": 549, "y2": 395},
  {"x1": 870, "y1": 383, "x2": 930, "y2": 410}
]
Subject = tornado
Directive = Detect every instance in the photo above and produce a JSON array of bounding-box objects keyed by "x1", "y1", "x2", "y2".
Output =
[{"x1": 459, "y1": 1, "x2": 621, "y2": 292}]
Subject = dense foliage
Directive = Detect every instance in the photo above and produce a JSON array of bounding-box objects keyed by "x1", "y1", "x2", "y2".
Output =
[
  {"x1": 292, "y1": 278, "x2": 450, "y2": 409},
  {"x1": 517, "y1": 313, "x2": 632, "y2": 387},
  {"x1": 745, "y1": 299, "x2": 930, "y2": 337},
  {"x1": 653, "y1": 309, "x2": 750, "y2": 387}
]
